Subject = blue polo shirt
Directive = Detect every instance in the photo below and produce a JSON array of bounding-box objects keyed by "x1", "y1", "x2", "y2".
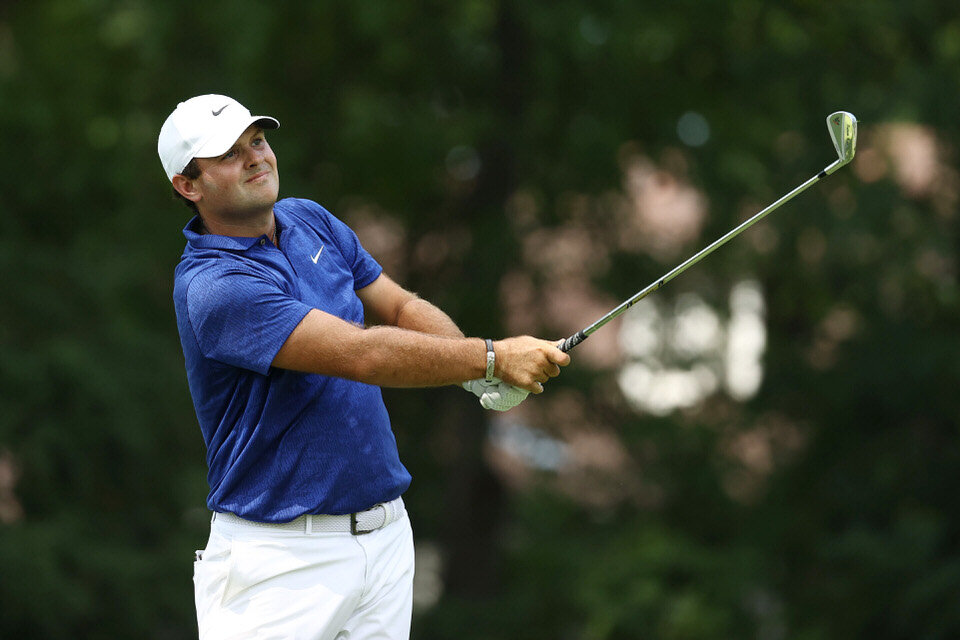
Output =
[{"x1": 173, "y1": 197, "x2": 412, "y2": 521}]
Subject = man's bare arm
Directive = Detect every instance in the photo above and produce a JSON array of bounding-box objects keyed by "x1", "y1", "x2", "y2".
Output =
[
  {"x1": 272, "y1": 308, "x2": 568, "y2": 393},
  {"x1": 357, "y1": 273, "x2": 464, "y2": 338}
]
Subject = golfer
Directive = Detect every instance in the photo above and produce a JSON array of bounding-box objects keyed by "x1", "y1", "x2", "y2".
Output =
[{"x1": 159, "y1": 94, "x2": 569, "y2": 639}]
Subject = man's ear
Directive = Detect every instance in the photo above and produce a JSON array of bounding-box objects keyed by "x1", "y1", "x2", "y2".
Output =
[{"x1": 172, "y1": 174, "x2": 202, "y2": 203}]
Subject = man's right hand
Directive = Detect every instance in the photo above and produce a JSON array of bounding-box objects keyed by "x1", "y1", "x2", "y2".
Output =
[{"x1": 492, "y1": 336, "x2": 570, "y2": 393}]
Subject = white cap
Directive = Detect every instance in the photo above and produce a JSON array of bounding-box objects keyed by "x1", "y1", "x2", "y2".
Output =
[{"x1": 157, "y1": 94, "x2": 280, "y2": 181}]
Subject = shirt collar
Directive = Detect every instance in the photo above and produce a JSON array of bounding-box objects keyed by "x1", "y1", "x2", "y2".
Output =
[{"x1": 182, "y1": 212, "x2": 293, "y2": 251}]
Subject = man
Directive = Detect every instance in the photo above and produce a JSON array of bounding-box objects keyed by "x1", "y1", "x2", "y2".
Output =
[{"x1": 159, "y1": 94, "x2": 569, "y2": 639}]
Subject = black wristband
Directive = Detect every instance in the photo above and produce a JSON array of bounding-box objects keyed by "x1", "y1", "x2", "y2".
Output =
[{"x1": 485, "y1": 339, "x2": 496, "y2": 382}]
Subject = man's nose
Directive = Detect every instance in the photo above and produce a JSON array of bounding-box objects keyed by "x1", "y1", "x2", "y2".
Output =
[{"x1": 244, "y1": 144, "x2": 265, "y2": 166}]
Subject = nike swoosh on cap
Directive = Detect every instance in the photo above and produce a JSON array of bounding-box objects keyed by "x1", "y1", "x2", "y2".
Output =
[{"x1": 212, "y1": 105, "x2": 228, "y2": 116}]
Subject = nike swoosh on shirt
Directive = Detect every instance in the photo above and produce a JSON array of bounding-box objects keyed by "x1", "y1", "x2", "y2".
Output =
[{"x1": 311, "y1": 246, "x2": 324, "y2": 264}]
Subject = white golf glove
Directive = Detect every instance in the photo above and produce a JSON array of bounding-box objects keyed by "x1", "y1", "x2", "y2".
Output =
[{"x1": 461, "y1": 377, "x2": 530, "y2": 411}]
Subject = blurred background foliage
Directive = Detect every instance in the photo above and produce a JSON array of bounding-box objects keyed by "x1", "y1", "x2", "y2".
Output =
[{"x1": 2, "y1": 0, "x2": 960, "y2": 638}]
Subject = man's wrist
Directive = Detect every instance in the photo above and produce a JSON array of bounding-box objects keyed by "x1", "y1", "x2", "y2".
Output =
[{"x1": 484, "y1": 339, "x2": 496, "y2": 382}]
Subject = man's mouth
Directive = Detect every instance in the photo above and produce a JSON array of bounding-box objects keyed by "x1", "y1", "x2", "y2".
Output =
[{"x1": 246, "y1": 170, "x2": 270, "y2": 183}]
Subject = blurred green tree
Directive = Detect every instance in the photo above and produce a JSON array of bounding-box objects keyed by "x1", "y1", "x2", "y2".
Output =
[{"x1": 1, "y1": 1, "x2": 960, "y2": 638}]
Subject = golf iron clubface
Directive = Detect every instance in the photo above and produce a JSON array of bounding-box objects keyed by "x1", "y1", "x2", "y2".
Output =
[
  {"x1": 825, "y1": 111, "x2": 858, "y2": 175},
  {"x1": 559, "y1": 111, "x2": 858, "y2": 353}
]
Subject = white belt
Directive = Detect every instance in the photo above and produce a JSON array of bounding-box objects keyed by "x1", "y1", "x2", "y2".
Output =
[{"x1": 214, "y1": 496, "x2": 405, "y2": 535}]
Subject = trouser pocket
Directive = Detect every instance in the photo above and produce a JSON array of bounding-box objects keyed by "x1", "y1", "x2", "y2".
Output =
[{"x1": 194, "y1": 531, "x2": 232, "y2": 614}]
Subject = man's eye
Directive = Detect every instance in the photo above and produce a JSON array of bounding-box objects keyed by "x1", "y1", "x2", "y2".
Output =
[{"x1": 222, "y1": 150, "x2": 235, "y2": 160}]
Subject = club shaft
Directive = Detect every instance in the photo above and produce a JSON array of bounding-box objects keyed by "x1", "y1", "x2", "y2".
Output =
[{"x1": 559, "y1": 168, "x2": 827, "y2": 352}]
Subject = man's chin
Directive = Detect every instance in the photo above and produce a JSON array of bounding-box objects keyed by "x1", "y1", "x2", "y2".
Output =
[
  {"x1": 232, "y1": 195, "x2": 279, "y2": 218},
  {"x1": 261, "y1": 179, "x2": 279, "y2": 202},
  {"x1": 246, "y1": 183, "x2": 279, "y2": 207}
]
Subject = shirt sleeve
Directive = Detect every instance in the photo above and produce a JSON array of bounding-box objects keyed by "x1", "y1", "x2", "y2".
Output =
[
  {"x1": 315, "y1": 204, "x2": 383, "y2": 290},
  {"x1": 185, "y1": 266, "x2": 312, "y2": 375}
]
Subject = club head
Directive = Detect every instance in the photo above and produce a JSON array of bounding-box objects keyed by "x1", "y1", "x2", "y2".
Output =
[{"x1": 824, "y1": 111, "x2": 857, "y2": 175}]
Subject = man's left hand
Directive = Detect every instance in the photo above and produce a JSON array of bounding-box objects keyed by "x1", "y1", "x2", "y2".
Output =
[{"x1": 462, "y1": 378, "x2": 529, "y2": 411}]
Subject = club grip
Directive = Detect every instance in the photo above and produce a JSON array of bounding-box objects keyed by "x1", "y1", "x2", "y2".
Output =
[{"x1": 559, "y1": 330, "x2": 587, "y2": 353}]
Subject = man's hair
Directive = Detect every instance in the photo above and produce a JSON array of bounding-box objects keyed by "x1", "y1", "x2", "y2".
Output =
[{"x1": 173, "y1": 159, "x2": 202, "y2": 213}]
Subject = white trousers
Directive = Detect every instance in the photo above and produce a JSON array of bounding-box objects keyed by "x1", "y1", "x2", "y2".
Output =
[{"x1": 194, "y1": 509, "x2": 414, "y2": 640}]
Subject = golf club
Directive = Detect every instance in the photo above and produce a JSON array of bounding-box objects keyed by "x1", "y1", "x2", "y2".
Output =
[{"x1": 559, "y1": 111, "x2": 858, "y2": 353}]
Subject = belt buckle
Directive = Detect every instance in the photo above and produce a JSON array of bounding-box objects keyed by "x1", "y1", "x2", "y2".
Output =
[
  {"x1": 350, "y1": 511, "x2": 372, "y2": 535},
  {"x1": 350, "y1": 502, "x2": 386, "y2": 535}
]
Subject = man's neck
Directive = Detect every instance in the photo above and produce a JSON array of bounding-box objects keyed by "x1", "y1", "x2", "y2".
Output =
[{"x1": 198, "y1": 209, "x2": 276, "y2": 238}]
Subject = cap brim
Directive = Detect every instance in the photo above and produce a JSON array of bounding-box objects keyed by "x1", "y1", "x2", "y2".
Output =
[{"x1": 193, "y1": 115, "x2": 280, "y2": 159}]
